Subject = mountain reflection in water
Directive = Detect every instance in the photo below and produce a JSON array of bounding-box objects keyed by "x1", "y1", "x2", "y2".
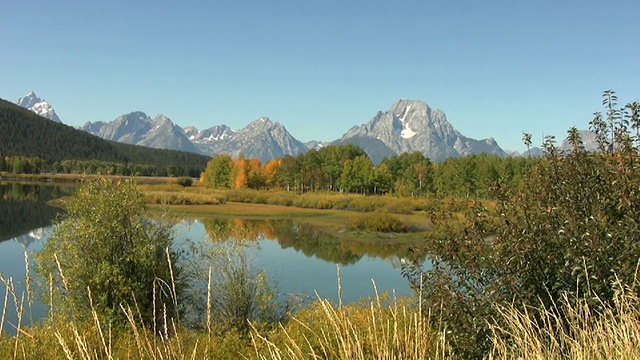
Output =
[{"x1": 0, "y1": 181, "x2": 71, "y2": 243}]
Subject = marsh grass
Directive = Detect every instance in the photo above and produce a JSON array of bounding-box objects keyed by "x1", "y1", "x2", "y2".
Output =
[
  {"x1": 488, "y1": 282, "x2": 640, "y2": 360},
  {"x1": 143, "y1": 186, "x2": 227, "y2": 205},
  {"x1": 4, "y1": 247, "x2": 638, "y2": 359},
  {"x1": 0, "y1": 252, "x2": 446, "y2": 359},
  {"x1": 348, "y1": 212, "x2": 412, "y2": 233},
  {"x1": 226, "y1": 189, "x2": 428, "y2": 214},
  {"x1": 250, "y1": 280, "x2": 449, "y2": 360},
  {"x1": 139, "y1": 184, "x2": 446, "y2": 215}
]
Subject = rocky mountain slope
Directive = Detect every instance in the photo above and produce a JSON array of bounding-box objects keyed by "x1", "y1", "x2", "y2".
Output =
[
  {"x1": 186, "y1": 117, "x2": 309, "y2": 162},
  {"x1": 82, "y1": 112, "x2": 201, "y2": 154},
  {"x1": 338, "y1": 99, "x2": 507, "y2": 162},
  {"x1": 83, "y1": 112, "x2": 309, "y2": 163}
]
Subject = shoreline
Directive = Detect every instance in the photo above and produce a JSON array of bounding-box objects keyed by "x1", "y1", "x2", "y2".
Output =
[{"x1": 0, "y1": 172, "x2": 181, "y2": 184}]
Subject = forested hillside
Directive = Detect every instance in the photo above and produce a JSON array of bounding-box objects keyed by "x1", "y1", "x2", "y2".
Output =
[{"x1": 0, "y1": 98, "x2": 210, "y2": 176}]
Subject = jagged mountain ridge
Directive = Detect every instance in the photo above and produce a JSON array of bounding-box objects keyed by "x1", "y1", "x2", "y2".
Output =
[
  {"x1": 82, "y1": 112, "x2": 201, "y2": 154},
  {"x1": 16, "y1": 91, "x2": 62, "y2": 123},
  {"x1": 187, "y1": 117, "x2": 309, "y2": 162},
  {"x1": 18, "y1": 91, "x2": 522, "y2": 163},
  {"x1": 0, "y1": 97, "x2": 211, "y2": 173},
  {"x1": 83, "y1": 113, "x2": 309, "y2": 162},
  {"x1": 338, "y1": 99, "x2": 507, "y2": 162},
  {"x1": 139, "y1": 114, "x2": 202, "y2": 153},
  {"x1": 80, "y1": 99, "x2": 508, "y2": 164}
]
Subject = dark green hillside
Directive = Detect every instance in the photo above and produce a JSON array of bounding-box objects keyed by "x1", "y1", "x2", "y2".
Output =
[{"x1": 0, "y1": 98, "x2": 210, "y2": 175}]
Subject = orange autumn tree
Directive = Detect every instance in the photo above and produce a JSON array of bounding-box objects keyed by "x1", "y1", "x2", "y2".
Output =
[
  {"x1": 232, "y1": 156, "x2": 249, "y2": 189},
  {"x1": 230, "y1": 155, "x2": 266, "y2": 189},
  {"x1": 263, "y1": 158, "x2": 282, "y2": 189}
]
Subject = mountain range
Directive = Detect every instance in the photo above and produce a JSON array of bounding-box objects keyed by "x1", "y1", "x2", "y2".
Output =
[
  {"x1": 1, "y1": 97, "x2": 210, "y2": 175},
  {"x1": 14, "y1": 91, "x2": 587, "y2": 163}
]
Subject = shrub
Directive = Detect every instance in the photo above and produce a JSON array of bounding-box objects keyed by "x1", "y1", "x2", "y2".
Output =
[
  {"x1": 381, "y1": 198, "x2": 416, "y2": 214},
  {"x1": 349, "y1": 212, "x2": 409, "y2": 232},
  {"x1": 196, "y1": 240, "x2": 291, "y2": 334},
  {"x1": 35, "y1": 178, "x2": 186, "y2": 327},
  {"x1": 176, "y1": 177, "x2": 194, "y2": 187},
  {"x1": 265, "y1": 193, "x2": 294, "y2": 206},
  {"x1": 403, "y1": 91, "x2": 640, "y2": 358}
]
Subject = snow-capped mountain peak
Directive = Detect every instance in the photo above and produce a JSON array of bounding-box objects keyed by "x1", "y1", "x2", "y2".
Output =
[
  {"x1": 339, "y1": 99, "x2": 506, "y2": 162},
  {"x1": 16, "y1": 91, "x2": 63, "y2": 123}
]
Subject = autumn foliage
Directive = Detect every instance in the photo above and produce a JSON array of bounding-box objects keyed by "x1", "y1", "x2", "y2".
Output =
[{"x1": 201, "y1": 145, "x2": 536, "y2": 198}]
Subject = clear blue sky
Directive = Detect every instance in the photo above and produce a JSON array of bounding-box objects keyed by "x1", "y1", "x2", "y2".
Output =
[{"x1": 1, "y1": 1, "x2": 638, "y2": 152}]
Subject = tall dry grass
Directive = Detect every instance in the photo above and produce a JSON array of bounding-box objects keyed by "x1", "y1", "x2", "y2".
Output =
[
  {"x1": 4, "y1": 247, "x2": 640, "y2": 359},
  {"x1": 1, "y1": 254, "x2": 447, "y2": 359},
  {"x1": 488, "y1": 282, "x2": 640, "y2": 360},
  {"x1": 0, "y1": 275, "x2": 25, "y2": 359},
  {"x1": 250, "y1": 282, "x2": 449, "y2": 359}
]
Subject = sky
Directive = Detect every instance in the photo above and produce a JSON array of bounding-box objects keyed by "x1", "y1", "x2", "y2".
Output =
[{"x1": 1, "y1": 0, "x2": 639, "y2": 152}]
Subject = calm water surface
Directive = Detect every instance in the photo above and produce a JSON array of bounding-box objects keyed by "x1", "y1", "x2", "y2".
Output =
[
  {"x1": 0, "y1": 182, "x2": 424, "y2": 333},
  {"x1": 176, "y1": 219, "x2": 416, "y2": 303}
]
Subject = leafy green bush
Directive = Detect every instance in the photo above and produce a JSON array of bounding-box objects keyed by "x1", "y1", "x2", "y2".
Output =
[
  {"x1": 36, "y1": 178, "x2": 186, "y2": 327},
  {"x1": 404, "y1": 91, "x2": 640, "y2": 358}
]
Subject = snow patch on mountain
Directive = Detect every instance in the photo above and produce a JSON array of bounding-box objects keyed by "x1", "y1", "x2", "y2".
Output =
[
  {"x1": 16, "y1": 91, "x2": 62, "y2": 123},
  {"x1": 398, "y1": 104, "x2": 418, "y2": 138},
  {"x1": 401, "y1": 127, "x2": 417, "y2": 139}
]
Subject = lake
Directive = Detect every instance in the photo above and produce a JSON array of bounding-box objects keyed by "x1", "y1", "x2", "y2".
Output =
[{"x1": 0, "y1": 181, "x2": 425, "y2": 333}]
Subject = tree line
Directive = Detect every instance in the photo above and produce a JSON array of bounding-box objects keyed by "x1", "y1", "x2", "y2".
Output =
[
  {"x1": 202, "y1": 143, "x2": 539, "y2": 198},
  {"x1": 0, "y1": 154, "x2": 203, "y2": 177}
]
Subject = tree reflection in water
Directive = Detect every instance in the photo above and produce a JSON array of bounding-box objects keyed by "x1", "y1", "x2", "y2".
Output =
[
  {"x1": 0, "y1": 182, "x2": 73, "y2": 243},
  {"x1": 201, "y1": 218, "x2": 423, "y2": 266}
]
